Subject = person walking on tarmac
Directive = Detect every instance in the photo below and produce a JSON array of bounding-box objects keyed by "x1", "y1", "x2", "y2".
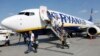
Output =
[
  {"x1": 33, "y1": 33, "x2": 39, "y2": 53},
  {"x1": 24, "y1": 31, "x2": 38, "y2": 54},
  {"x1": 22, "y1": 32, "x2": 29, "y2": 44},
  {"x1": 4, "y1": 32, "x2": 10, "y2": 46},
  {"x1": 60, "y1": 23, "x2": 70, "y2": 49}
]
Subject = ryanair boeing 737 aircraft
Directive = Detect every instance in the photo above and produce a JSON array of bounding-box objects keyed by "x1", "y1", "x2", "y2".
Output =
[{"x1": 1, "y1": 6, "x2": 100, "y2": 39}]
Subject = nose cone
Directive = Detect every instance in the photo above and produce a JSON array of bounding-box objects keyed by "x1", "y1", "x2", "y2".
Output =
[
  {"x1": 1, "y1": 15, "x2": 21, "y2": 30},
  {"x1": 1, "y1": 17, "x2": 12, "y2": 28}
]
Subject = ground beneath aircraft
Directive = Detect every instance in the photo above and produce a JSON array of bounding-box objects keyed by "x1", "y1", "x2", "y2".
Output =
[{"x1": 0, "y1": 35, "x2": 100, "y2": 56}]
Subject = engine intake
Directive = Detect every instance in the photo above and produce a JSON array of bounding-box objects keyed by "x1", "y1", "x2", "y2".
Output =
[{"x1": 87, "y1": 27, "x2": 97, "y2": 36}]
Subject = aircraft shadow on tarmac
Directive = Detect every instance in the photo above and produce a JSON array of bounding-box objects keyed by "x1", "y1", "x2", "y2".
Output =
[
  {"x1": 39, "y1": 41, "x2": 74, "y2": 55},
  {"x1": 38, "y1": 37, "x2": 73, "y2": 55},
  {"x1": 39, "y1": 47, "x2": 74, "y2": 55}
]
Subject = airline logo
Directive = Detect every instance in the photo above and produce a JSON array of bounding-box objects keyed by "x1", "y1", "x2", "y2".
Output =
[{"x1": 49, "y1": 12, "x2": 86, "y2": 25}]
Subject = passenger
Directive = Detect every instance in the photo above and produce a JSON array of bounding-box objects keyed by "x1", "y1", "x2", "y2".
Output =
[
  {"x1": 51, "y1": 16, "x2": 61, "y2": 32},
  {"x1": 4, "y1": 32, "x2": 10, "y2": 46},
  {"x1": 60, "y1": 23, "x2": 70, "y2": 49},
  {"x1": 24, "y1": 31, "x2": 34, "y2": 54},
  {"x1": 32, "y1": 33, "x2": 39, "y2": 53},
  {"x1": 60, "y1": 23, "x2": 65, "y2": 49},
  {"x1": 22, "y1": 32, "x2": 28, "y2": 44},
  {"x1": 61, "y1": 30, "x2": 70, "y2": 49},
  {"x1": 24, "y1": 31, "x2": 38, "y2": 54}
]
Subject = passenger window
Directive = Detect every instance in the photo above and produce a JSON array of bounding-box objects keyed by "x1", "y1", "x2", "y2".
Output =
[{"x1": 18, "y1": 12, "x2": 35, "y2": 16}]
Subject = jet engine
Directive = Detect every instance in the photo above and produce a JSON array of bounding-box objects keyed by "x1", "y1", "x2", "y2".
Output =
[{"x1": 87, "y1": 26, "x2": 100, "y2": 36}]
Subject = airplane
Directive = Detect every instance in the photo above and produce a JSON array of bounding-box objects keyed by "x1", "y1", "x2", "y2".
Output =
[{"x1": 1, "y1": 6, "x2": 100, "y2": 40}]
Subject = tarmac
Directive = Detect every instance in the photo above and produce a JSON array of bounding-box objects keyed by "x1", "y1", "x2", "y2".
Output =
[{"x1": 0, "y1": 35, "x2": 100, "y2": 56}]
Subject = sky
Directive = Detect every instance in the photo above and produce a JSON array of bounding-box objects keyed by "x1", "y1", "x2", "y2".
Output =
[{"x1": 0, "y1": 0, "x2": 100, "y2": 23}]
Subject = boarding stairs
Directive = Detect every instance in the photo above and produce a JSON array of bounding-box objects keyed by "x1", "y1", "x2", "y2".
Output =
[
  {"x1": 39, "y1": 6, "x2": 70, "y2": 45},
  {"x1": 47, "y1": 25, "x2": 70, "y2": 48},
  {"x1": 46, "y1": 24, "x2": 69, "y2": 43},
  {"x1": 50, "y1": 26, "x2": 61, "y2": 39}
]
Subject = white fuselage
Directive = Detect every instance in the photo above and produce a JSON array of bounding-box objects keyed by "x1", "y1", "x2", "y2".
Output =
[{"x1": 1, "y1": 8, "x2": 100, "y2": 35}]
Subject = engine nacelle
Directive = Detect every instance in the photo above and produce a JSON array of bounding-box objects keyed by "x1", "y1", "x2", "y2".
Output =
[{"x1": 87, "y1": 26, "x2": 100, "y2": 36}]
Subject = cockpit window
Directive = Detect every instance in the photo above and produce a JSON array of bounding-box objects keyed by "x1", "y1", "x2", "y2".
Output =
[
  {"x1": 18, "y1": 12, "x2": 35, "y2": 16},
  {"x1": 19, "y1": 12, "x2": 25, "y2": 15},
  {"x1": 25, "y1": 12, "x2": 29, "y2": 16},
  {"x1": 30, "y1": 13, "x2": 35, "y2": 15}
]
